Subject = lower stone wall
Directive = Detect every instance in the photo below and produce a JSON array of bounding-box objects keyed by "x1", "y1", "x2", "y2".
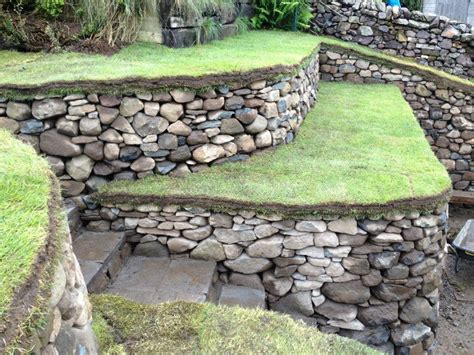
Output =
[
  {"x1": 0, "y1": 56, "x2": 318, "y2": 198},
  {"x1": 34, "y1": 228, "x2": 97, "y2": 355},
  {"x1": 319, "y1": 46, "x2": 473, "y2": 192},
  {"x1": 82, "y1": 202, "x2": 447, "y2": 354}
]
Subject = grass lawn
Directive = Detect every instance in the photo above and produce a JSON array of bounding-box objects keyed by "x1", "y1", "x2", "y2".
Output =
[
  {"x1": 0, "y1": 31, "x2": 471, "y2": 92},
  {"x1": 0, "y1": 130, "x2": 51, "y2": 320},
  {"x1": 92, "y1": 294, "x2": 379, "y2": 354},
  {"x1": 98, "y1": 82, "x2": 451, "y2": 213}
]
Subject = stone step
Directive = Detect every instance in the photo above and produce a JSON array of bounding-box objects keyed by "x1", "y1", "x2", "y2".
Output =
[
  {"x1": 218, "y1": 284, "x2": 267, "y2": 309},
  {"x1": 73, "y1": 230, "x2": 127, "y2": 293},
  {"x1": 106, "y1": 256, "x2": 218, "y2": 305}
]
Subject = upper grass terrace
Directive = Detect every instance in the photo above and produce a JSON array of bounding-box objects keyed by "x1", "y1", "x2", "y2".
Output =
[
  {"x1": 98, "y1": 82, "x2": 452, "y2": 216},
  {"x1": 0, "y1": 31, "x2": 472, "y2": 97}
]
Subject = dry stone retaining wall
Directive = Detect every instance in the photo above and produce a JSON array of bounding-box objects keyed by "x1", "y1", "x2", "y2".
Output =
[
  {"x1": 0, "y1": 56, "x2": 318, "y2": 198},
  {"x1": 82, "y1": 202, "x2": 448, "y2": 354},
  {"x1": 319, "y1": 46, "x2": 474, "y2": 191},
  {"x1": 312, "y1": 0, "x2": 473, "y2": 77},
  {"x1": 35, "y1": 226, "x2": 97, "y2": 355}
]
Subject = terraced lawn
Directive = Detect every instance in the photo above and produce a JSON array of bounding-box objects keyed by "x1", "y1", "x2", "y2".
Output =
[{"x1": 98, "y1": 82, "x2": 451, "y2": 214}]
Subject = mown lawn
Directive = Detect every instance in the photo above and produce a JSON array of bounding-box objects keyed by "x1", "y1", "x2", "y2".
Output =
[
  {"x1": 0, "y1": 130, "x2": 51, "y2": 320},
  {"x1": 0, "y1": 31, "x2": 471, "y2": 90},
  {"x1": 99, "y1": 82, "x2": 451, "y2": 210},
  {"x1": 92, "y1": 294, "x2": 379, "y2": 354}
]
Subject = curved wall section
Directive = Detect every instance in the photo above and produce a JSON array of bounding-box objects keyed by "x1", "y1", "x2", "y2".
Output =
[{"x1": 0, "y1": 56, "x2": 319, "y2": 198}]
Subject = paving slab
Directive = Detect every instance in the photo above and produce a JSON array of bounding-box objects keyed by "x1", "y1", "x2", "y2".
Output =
[
  {"x1": 106, "y1": 256, "x2": 217, "y2": 305},
  {"x1": 218, "y1": 284, "x2": 266, "y2": 309}
]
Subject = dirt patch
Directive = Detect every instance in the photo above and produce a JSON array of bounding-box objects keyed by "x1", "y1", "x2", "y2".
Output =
[{"x1": 435, "y1": 205, "x2": 474, "y2": 354}]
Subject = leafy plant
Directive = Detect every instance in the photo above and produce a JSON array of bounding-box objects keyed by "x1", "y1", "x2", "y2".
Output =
[
  {"x1": 402, "y1": 0, "x2": 422, "y2": 11},
  {"x1": 36, "y1": 0, "x2": 64, "y2": 17},
  {"x1": 251, "y1": 0, "x2": 313, "y2": 31},
  {"x1": 234, "y1": 15, "x2": 250, "y2": 34},
  {"x1": 198, "y1": 17, "x2": 222, "y2": 44}
]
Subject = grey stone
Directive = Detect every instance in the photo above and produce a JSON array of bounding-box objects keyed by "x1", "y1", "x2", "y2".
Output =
[
  {"x1": 221, "y1": 118, "x2": 244, "y2": 134},
  {"x1": 391, "y1": 323, "x2": 432, "y2": 346},
  {"x1": 79, "y1": 117, "x2": 102, "y2": 136},
  {"x1": 209, "y1": 214, "x2": 233, "y2": 228},
  {"x1": 400, "y1": 297, "x2": 432, "y2": 323},
  {"x1": 245, "y1": 115, "x2": 267, "y2": 134},
  {"x1": 157, "y1": 133, "x2": 178, "y2": 149},
  {"x1": 322, "y1": 280, "x2": 370, "y2": 304},
  {"x1": 193, "y1": 144, "x2": 226, "y2": 163},
  {"x1": 328, "y1": 218, "x2": 358, "y2": 235},
  {"x1": 131, "y1": 157, "x2": 156, "y2": 172},
  {"x1": 160, "y1": 103, "x2": 184, "y2": 122},
  {"x1": 120, "y1": 97, "x2": 144, "y2": 116},
  {"x1": 223, "y1": 253, "x2": 272, "y2": 274},
  {"x1": 66, "y1": 155, "x2": 94, "y2": 181},
  {"x1": 134, "y1": 241, "x2": 170, "y2": 257},
  {"x1": 370, "y1": 233, "x2": 403, "y2": 244},
  {"x1": 229, "y1": 273, "x2": 264, "y2": 291},
  {"x1": 358, "y1": 219, "x2": 390, "y2": 234},
  {"x1": 169, "y1": 146, "x2": 191, "y2": 162},
  {"x1": 262, "y1": 271, "x2": 293, "y2": 296},
  {"x1": 368, "y1": 251, "x2": 400, "y2": 269},
  {"x1": 315, "y1": 299, "x2": 358, "y2": 322},
  {"x1": 168, "y1": 238, "x2": 197, "y2": 253},
  {"x1": 133, "y1": 113, "x2": 168, "y2": 136},
  {"x1": 6, "y1": 102, "x2": 31, "y2": 120},
  {"x1": 40, "y1": 130, "x2": 82, "y2": 157},
  {"x1": 357, "y1": 302, "x2": 398, "y2": 326},
  {"x1": 342, "y1": 257, "x2": 370, "y2": 275},
  {"x1": 32, "y1": 98, "x2": 67, "y2": 119},
  {"x1": 271, "y1": 291, "x2": 314, "y2": 316},
  {"x1": 314, "y1": 232, "x2": 339, "y2": 247},
  {"x1": 170, "y1": 90, "x2": 196, "y2": 103},
  {"x1": 190, "y1": 238, "x2": 226, "y2": 261},
  {"x1": 283, "y1": 234, "x2": 314, "y2": 250},
  {"x1": 295, "y1": 220, "x2": 326, "y2": 232},
  {"x1": 182, "y1": 225, "x2": 212, "y2": 241},
  {"x1": 339, "y1": 326, "x2": 391, "y2": 346},
  {"x1": 372, "y1": 284, "x2": 417, "y2": 302},
  {"x1": 247, "y1": 235, "x2": 283, "y2": 258}
]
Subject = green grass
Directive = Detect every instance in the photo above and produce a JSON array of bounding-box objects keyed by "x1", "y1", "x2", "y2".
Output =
[
  {"x1": 0, "y1": 31, "x2": 471, "y2": 92},
  {"x1": 0, "y1": 130, "x2": 51, "y2": 322},
  {"x1": 0, "y1": 31, "x2": 319, "y2": 87},
  {"x1": 92, "y1": 294, "x2": 379, "y2": 354},
  {"x1": 98, "y1": 82, "x2": 451, "y2": 214}
]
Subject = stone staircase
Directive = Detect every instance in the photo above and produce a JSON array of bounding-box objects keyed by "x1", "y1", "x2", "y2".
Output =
[{"x1": 72, "y1": 230, "x2": 128, "y2": 292}]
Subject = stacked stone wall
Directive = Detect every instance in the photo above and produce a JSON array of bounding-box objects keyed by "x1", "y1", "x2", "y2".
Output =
[
  {"x1": 0, "y1": 56, "x2": 318, "y2": 198},
  {"x1": 312, "y1": 0, "x2": 473, "y2": 78},
  {"x1": 81, "y1": 202, "x2": 447, "y2": 354},
  {"x1": 319, "y1": 46, "x2": 473, "y2": 191}
]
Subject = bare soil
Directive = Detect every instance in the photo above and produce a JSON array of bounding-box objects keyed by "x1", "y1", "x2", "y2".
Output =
[{"x1": 435, "y1": 205, "x2": 474, "y2": 355}]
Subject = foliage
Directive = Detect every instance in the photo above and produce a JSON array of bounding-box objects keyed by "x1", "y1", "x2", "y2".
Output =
[
  {"x1": 198, "y1": 17, "x2": 222, "y2": 44},
  {"x1": 251, "y1": 0, "x2": 313, "y2": 31},
  {"x1": 402, "y1": 0, "x2": 422, "y2": 11},
  {"x1": 234, "y1": 15, "x2": 250, "y2": 34},
  {"x1": 100, "y1": 82, "x2": 451, "y2": 212},
  {"x1": 36, "y1": 0, "x2": 65, "y2": 17},
  {"x1": 91, "y1": 294, "x2": 379, "y2": 354}
]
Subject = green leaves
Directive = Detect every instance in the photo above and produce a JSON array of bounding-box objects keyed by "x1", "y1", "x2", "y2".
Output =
[{"x1": 251, "y1": 0, "x2": 313, "y2": 31}]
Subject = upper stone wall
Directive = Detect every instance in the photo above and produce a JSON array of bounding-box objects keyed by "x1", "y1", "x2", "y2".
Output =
[{"x1": 312, "y1": 0, "x2": 473, "y2": 78}]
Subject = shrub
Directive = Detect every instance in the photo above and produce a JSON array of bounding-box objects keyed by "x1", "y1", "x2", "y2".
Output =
[
  {"x1": 251, "y1": 0, "x2": 313, "y2": 31},
  {"x1": 402, "y1": 0, "x2": 422, "y2": 11}
]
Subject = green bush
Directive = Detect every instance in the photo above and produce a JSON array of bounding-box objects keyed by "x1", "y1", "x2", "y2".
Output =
[
  {"x1": 36, "y1": 0, "x2": 64, "y2": 17},
  {"x1": 402, "y1": 0, "x2": 422, "y2": 11},
  {"x1": 251, "y1": 0, "x2": 313, "y2": 31}
]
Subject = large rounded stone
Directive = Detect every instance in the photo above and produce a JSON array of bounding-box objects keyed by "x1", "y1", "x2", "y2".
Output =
[
  {"x1": 246, "y1": 235, "x2": 283, "y2": 258},
  {"x1": 372, "y1": 283, "x2": 417, "y2": 302},
  {"x1": 400, "y1": 297, "x2": 432, "y2": 323},
  {"x1": 66, "y1": 155, "x2": 94, "y2": 181},
  {"x1": 168, "y1": 121, "x2": 192, "y2": 136},
  {"x1": 160, "y1": 103, "x2": 184, "y2": 122},
  {"x1": 79, "y1": 117, "x2": 101, "y2": 136},
  {"x1": 391, "y1": 323, "x2": 432, "y2": 347},
  {"x1": 0, "y1": 117, "x2": 20, "y2": 133},
  {"x1": 190, "y1": 238, "x2": 226, "y2": 261},
  {"x1": 40, "y1": 130, "x2": 82, "y2": 157},
  {"x1": 133, "y1": 113, "x2": 168, "y2": 137},
  {"x1": 131, "y1": 157, "x2": 155, "y2": 172},
  {"x1": 223, "y1": 253, "x2": 272, "y2": 274},
  {"x1": 315, "y1": 299, "x2": 358, "y2": 322},
  {"x1": 32, "y1": 98, "x2": 67, "y2": 119},
  {"x1": 134, "y1": 241, "x2": 169, "y2": 257},
  {"x1": 182, "y1": 225, "x2": 212, "y2": 241},
  {"x1": 119, "y1": 97, "x2": 144, "y2": 117},
  {"x1": 322, "y1": 280, "x2": 370, "y2": 304},
  {"x1": 262, "y1": 271, "x2": 292, "y2": 296},
  {"x1": 6, "y1": 102, "x2": 31, "y2": 120},
  {"x1": 245, "y1": 115, "x2": 268, "y2": 134},
  {"x1": 328, "y1": 218, "x2": 358, "y2": 235},
  {"x1": 271, "y1": 291, "x2": 314, "y2": 316},
  {"x1": 192, "y1": 144, "x2": 225, "y2": 163},
  {"x1": 221, "y1": 118, "x2": 244, "y2": 135},
  {"x1": 168, "y1": 238, "x2": 197, "y2": 253},
  {"x1": 357, "y1": 302, "x2": 399, "y2": 326}
]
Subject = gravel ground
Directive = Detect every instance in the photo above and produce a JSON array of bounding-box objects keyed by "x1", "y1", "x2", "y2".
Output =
[{"x1": 434, "y1": 206, "x2": 474, "y2": 355}]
